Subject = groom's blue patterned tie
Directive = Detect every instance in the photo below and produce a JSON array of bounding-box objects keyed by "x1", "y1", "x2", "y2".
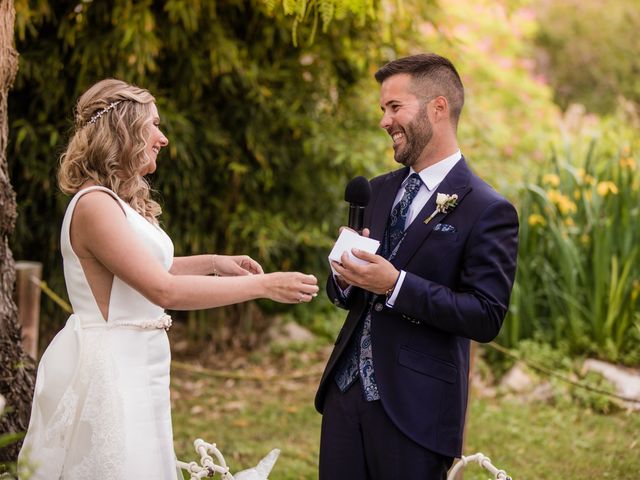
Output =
[
  {"x1": 335, "y1": 173, "x2": 423, "y2": 400},
  {"x1": 384, "y1": 173, "x2": 423, "y2": 258}
]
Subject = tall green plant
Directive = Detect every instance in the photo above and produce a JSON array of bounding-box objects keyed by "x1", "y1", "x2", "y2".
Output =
[{"x1": 505, "y1": 117, "x2": 640, "y2": 362}]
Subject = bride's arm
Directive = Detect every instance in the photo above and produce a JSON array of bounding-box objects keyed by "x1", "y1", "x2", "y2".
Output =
[
  {"x1": 170, "y1": 254, "x2": 264, "y2": 276},
  {"x1": 74, "y1": 192, "x2": 318, "y2": 308}
]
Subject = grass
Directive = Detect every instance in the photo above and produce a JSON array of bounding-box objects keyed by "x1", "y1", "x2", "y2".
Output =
[
  {"x1": 465, "y1": 395, "x2": 640, "y2": 479},
  {"x1": 170, "y1": 341, "x2": 640, "y2": 479}
]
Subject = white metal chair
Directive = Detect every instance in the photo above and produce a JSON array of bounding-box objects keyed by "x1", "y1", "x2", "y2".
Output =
[
  {"x1": 447, "y1": 452, "x2": 512, "y2": 480},
  {"x1": 176, "y1": 439, "x2": 280, "y2": 480}
]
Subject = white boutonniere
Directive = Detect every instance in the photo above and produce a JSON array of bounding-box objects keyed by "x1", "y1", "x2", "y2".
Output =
[{"x1": 424, "y1": 193, "x2": 458, "y2": 224}]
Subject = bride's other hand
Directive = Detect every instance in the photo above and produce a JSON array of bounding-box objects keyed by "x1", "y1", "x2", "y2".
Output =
[
  {"x1": 214, "y1": 255, "x2": 264, "y2": 276},
  {"x1": 264, "y1": 272, "x2": 319, "y2": 304}
]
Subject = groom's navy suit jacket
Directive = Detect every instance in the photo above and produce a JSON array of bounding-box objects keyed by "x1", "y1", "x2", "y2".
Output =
[{"x1": 315, "y1": 158, "x2": 519, "y2": 458}]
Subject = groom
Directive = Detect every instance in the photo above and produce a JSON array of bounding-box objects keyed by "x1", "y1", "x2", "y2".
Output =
[{"x1": 315, "y1": 53, "x2": 519, "y2": 479}]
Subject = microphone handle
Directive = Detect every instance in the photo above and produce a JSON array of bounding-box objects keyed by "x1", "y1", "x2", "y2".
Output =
[{"x1": 348, "y1": 205, "x2": 366, "y2": 233}]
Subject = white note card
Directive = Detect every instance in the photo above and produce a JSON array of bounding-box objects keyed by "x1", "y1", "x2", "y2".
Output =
[{"x1": 328, "y1": 229, "x2": 381, "y2": 274}]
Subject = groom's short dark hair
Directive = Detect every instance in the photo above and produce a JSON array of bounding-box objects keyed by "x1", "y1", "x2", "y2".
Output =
[{"x1": 375, "y1": 53, "x2": 465, "y2": 126}]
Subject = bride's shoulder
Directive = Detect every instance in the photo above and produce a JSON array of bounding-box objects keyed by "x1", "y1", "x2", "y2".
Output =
[{"x1": 73, "y1": 187, "x2": 127, "y2": 223}]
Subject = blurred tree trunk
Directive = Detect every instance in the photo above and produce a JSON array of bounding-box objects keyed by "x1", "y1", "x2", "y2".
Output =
[{"x1": 0, "y1": 0, "x2": 36, "y2": 462}]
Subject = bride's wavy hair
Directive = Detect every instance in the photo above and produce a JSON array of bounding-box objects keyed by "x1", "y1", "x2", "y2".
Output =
[{"x1": 58, "y1": 79, "x2": 162, "y2": 223}]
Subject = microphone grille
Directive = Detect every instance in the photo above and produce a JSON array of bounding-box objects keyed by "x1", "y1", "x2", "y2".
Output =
[{"x1": 344, "y1": 176, "x2": 371, "y2": 206}]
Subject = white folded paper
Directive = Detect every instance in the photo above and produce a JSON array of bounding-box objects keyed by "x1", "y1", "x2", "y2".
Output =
[{"x1": 328, "y1": 229, "x2": 381, "y2": 274}]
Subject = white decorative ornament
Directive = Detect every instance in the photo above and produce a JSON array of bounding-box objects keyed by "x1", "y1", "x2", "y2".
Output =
[
  {"x1": 109, "y1": 313, "x2": 173, "y2": 331},
  {"x1": 87, "y1": 101, "x2": 122, "y2": 125}
]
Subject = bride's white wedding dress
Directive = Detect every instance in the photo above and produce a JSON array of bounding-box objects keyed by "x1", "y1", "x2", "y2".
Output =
[{"x1": 19, "y1": 186, "x2": 181, "y2": 479}]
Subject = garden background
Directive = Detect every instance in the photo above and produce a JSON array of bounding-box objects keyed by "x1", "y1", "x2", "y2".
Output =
[{"x1": 3, "y1": 0, "x2": 640, "y2": 478}]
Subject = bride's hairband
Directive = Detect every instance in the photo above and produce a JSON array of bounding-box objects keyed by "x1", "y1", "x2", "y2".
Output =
[{"x1": 87, "y1": 100, "x2": 122, "y2": 125}]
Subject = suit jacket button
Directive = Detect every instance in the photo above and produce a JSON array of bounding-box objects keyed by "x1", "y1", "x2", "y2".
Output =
[
  {"x1": 374, "y1": 303, "x2": 383, "y2": 312},
  {"x1": 334, "y1": 299, "x2": 341, "y2": 306}
]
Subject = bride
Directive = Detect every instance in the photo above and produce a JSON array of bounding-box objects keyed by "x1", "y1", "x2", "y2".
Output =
[{"x1": 17, "y1": 79, "x2": 319, "y2": 479}]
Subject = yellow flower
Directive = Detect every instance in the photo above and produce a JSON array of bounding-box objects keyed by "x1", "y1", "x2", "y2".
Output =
[
  {"x1": 542, "y1": 173, "x2": 560, "y2": 187},
  {"x1": 528, "y1": 214, "x2": 546, "y2": 227},
  {"x1": 596, "y1": 181, "x2": 619, "y2": 197},
  {"x1": 564, "y1": 217, "x2": 575, "y2": 228},
  {"x1": 547, "y1": 189, "x2": 577, "y2": 215},
  {"x1": 547, "y1": 189, "x2": 561, "y2": 203},
  {"x1": 584, "y1": 174, "x2": 596, "y2": 186},
  {"x1": 573, "y1": 190, "x2": 581, "y2": 200},
  {"x1": 560, "y1": 198, "x2": 577, "y2": 215},
  {"x1": 619, "y1": 157, "x2": 636, "y2": 170},
  {"x1": 584, "y1": 190, "x2": 592, "y2": 202}
]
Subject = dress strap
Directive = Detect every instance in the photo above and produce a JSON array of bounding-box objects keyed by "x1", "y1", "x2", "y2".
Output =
[{"x1": 72, "y1": 186, "x2": 127, "y2": 214}]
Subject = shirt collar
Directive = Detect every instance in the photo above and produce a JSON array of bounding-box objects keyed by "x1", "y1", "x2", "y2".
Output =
[{"x1": 402, "y1": 150, "x2": 462, "y2": 191}]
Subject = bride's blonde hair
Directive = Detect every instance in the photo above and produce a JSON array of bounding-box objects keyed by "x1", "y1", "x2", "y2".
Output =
[{"x1": 58, "y1": 79, "x2": 162, "y2": 223}]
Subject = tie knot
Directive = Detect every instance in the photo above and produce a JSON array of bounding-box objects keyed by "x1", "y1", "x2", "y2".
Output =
[{"x1": 405, "y1": 173, "x2": 422, "y2": 194}]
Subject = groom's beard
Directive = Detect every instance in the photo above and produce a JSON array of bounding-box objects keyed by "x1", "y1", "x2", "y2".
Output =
[{"x1": 394, "y1": 105, "x2": 433, "y2": 168}]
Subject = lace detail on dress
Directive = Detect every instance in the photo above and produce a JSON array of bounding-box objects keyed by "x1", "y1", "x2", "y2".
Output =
[
  {"x1": 65, "y1": 331, "x2": 125, "y2": 479},
  {"x1": 21, "y1": 390, "x2": 80, "y2": 478}
]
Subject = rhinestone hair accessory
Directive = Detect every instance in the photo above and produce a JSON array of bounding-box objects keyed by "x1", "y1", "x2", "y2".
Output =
[{"x1": 87, "y1": 100, "x2": 122, "y2": 125}]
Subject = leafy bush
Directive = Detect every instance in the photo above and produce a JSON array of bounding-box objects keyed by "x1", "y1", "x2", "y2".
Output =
[
  {"x1": 534, "y1": 0, "x2": 640, "y2": 114},
  {"x1": 9, "y1": 0, "x2": 397, "y2": 348}
]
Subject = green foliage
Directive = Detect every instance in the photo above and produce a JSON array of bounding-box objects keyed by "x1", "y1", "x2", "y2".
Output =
[
  {"x1": 534, "y1": 0, "x2": 640, "y2": 114},
  {"x1": 503, "y1": 111, "x2": 640, "y2": 363},
  {"x1": 263, "y1": 0, "x2": 377, "y2": 45},
  {"x1": 567, "y1": 370, "x2": 621, "y2": 415},
  {"x1": 9, "y1": 0, "x2": 400, "y2": 346},
  {"x1": 0, "y1": 403, "x2": 24, "y2": 476}
]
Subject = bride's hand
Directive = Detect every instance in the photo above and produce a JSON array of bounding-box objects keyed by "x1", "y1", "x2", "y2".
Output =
[
  {"x1": 264, "y1": 272, "x2": 319, "y2": 304},
  {"x1": 214, "y1": 255, "x2": 264, "y2": 276}
]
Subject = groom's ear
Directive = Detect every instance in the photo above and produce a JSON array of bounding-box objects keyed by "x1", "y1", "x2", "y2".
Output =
[{"x1": 430, "y1": 96, "x2": 449, "y2": 120}]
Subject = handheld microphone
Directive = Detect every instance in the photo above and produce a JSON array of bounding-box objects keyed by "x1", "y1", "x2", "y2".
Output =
[{"x1": 344, "y1": 176, "x2": 371, "y2": 234}]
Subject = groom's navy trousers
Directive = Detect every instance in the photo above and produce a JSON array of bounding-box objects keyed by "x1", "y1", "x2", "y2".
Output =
[{"x1": 316, "y1": 159, "x2": 519, "y2": 479}]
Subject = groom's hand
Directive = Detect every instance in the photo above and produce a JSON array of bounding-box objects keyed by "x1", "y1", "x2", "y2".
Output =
[
  {"x1": 331, "y1": 248, "x2": 399, "y2": 295},
  {"x1": 338, "y1": 226, "x2": 371, "y2": 238},
  {"x1": 333, "y1": 227, "x2": 371, "y2": 290}
]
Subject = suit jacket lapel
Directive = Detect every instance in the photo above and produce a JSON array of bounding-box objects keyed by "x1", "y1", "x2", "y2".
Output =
[
  {"x1": 369, "y1": 167, "x2": 408, "y2": 243},
  {"x1": 391, "y1": 158, "x2": 473, "y2": 269}
]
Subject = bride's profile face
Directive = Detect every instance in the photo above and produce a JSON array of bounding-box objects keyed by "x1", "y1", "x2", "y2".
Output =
[{"x1": 141, "y1": 103, "x2": 169, "y2": 175}]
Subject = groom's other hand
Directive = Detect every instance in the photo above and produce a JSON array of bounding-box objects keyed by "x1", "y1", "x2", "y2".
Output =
[{"x1": 332, "y1": 248, "x2": 399, "y2": 295}]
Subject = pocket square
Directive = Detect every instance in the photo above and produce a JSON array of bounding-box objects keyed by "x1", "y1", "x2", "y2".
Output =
[{"x1": 434, "y1": 223, "x2": 457, "y2": 233}]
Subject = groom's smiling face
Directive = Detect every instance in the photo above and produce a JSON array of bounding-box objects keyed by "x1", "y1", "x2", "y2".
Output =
[{"x1": 379, "y1": 74, "x2": 433, "y2": 168}]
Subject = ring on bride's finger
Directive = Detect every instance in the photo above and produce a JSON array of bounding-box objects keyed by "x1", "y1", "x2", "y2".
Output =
[{"x1": 298, "y1": 295, "x2": 304, "y2": 303}]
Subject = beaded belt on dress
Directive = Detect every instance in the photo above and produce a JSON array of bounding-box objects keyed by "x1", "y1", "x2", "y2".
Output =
[{"x1": 81, "y1": 314, "x2": 173, "y2": 331}]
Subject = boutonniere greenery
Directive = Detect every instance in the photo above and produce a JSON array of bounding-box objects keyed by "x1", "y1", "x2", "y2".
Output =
[{"x1": 424, "y1": 193, "x2": 459, "y2": 224}]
